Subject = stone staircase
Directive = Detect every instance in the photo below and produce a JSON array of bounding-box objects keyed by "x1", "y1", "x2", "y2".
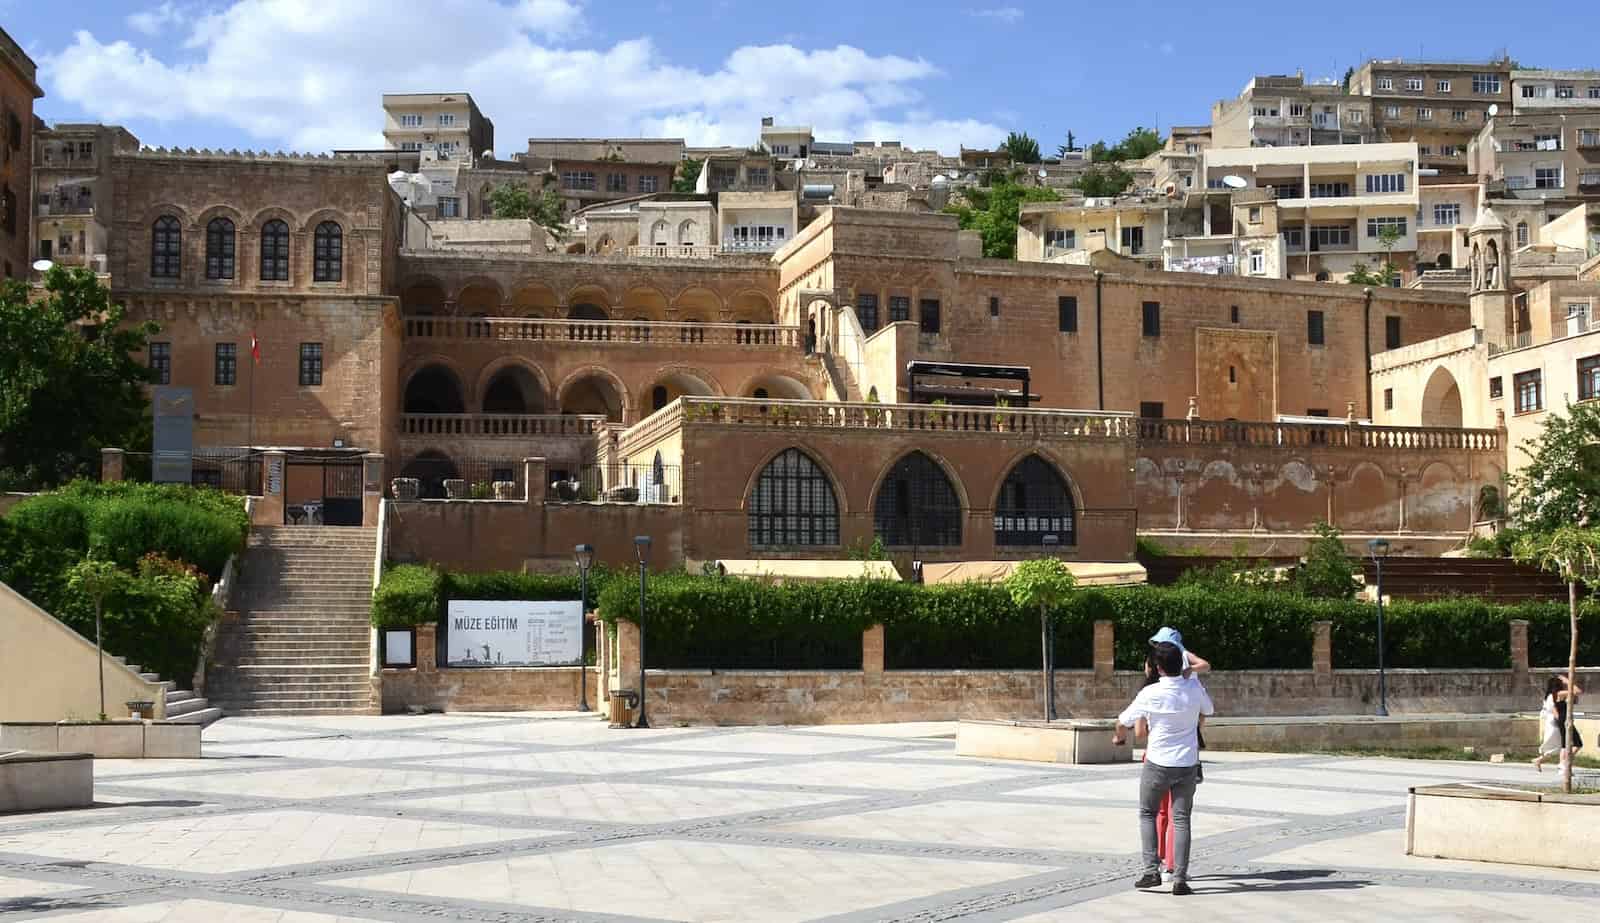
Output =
[
  {"x1": 206, "y1": 526, "x2": 378, "y2": 716},
  {"x1": 109, "y1": 656, "x2": 222, "y2": 725}
]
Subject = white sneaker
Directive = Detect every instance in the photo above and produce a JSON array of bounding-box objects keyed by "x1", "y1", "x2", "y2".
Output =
[{"x1": 1162, "y1": 870, "x2": 1174, "y2": 884}]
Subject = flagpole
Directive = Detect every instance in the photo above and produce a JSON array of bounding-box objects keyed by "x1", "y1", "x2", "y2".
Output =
[{"x1": 248, "y1": 332, "x2": 257, "y2": 455}]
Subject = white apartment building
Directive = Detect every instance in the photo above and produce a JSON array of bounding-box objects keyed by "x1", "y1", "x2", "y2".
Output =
[{"x1": 382, "y1": 93, "x2": 495, "y2": 162}]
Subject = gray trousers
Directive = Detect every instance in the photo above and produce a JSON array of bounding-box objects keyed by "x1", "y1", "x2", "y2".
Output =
[{"x1": 1139, "y1": 761, "x2": 1198, "y2": 881}]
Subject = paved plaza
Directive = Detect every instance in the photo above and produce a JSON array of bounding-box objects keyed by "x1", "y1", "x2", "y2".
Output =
[{"x1": 0, "y1": 714, "x2": 1596, "y2": 921}]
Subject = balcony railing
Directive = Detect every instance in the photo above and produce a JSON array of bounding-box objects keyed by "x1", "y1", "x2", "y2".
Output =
[
  {"x1": 675, "y1": 397, "x2": 1138, "y2": 438},
  {"x1": 402, "y1": 315, "x2": 802, "y2": 348},
  {"x1": 1137, "y1": 418, "x2": 1500, "y2": 451},
  {"x1": 626, "y1": 244, "x2": 719, "y2": 259},
  {"x1": 400, "y1": 413, "x2": 606, "y2": 437}
]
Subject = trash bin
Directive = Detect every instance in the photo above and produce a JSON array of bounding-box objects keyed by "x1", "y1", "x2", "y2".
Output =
[
  {"x1": 608, "y1": 689, "x2": 638, "y2": 728},
  {"x1": 126, "y1": 700, "x2": 155, "y2": 720}
]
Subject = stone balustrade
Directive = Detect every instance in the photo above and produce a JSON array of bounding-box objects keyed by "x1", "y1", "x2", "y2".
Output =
[
  {"x1": 1136, "y1": 417, "x2": 1500, "y2": 452},
  {"x1": 402, "y1": 315, "x2": 801, "y2": 348},
  {"x1": 400, "y1": 413, "x2": 606, "y2": 438},
  {"x1": 676, "y1": 397, "x2": 1138, "y2": 439}
]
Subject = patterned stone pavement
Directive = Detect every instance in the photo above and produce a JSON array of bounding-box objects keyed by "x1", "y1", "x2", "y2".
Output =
[{"x1": 2, "y1": 713, "x2": 1597, "y2": 921}]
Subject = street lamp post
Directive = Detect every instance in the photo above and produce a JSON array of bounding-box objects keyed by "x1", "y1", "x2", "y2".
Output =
[
  {"x1": 1368, "y1": 538, "x2": 1391, "y2": 717},
  {"x1": 633, "y1": 536, "x2": 652, "y2": 729},
  {"x1": 1041, "y1": 534, "x2": 1060, "y2": 721},
  {"x1": 574, "y1": 544, "x2": 595, "y2": 713}
]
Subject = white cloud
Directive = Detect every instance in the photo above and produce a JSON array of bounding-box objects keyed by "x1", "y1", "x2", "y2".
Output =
[
  {"x1": 968, "y1": 6, "x2": 1023, "y2": 24},
  {"x1": 41, "y1": 0, "x2": 1001, "y2": 155},
  {"x1": 127, "y1": 1, "x2": 184, "y2": 37}
]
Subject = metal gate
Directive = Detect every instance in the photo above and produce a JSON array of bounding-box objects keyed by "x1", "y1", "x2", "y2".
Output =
[{"x1": 284, "y1": 457, "x2": 365, "y2": 526}]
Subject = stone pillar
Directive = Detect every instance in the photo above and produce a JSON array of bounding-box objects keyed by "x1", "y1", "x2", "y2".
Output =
[
  {"x1": 1093, "y1": 620, "x2": 1115, "y2": 681},
  {"x1": 361, "y1": 453, "x2": 384, "y2": 527},
  {"x1": 614, "y1": 618, "x2": 642, "y2": 697},
  {"x1": 100, "y1": 448, "x2": 125, "y2": 483},
  {"x1": 257, "y1": 450, "x2": 287, "y2": 526},
  {"x1": 1509, "y1": 619, "x2": 1530, "y2": 674},
  {"x1": 415, "y1": 624, "x2": 438, "y2": 674},
  {"x1": 525, "y1": 457, "x2": 548, "y2": 504},
  {"x1": 595, "y1": 619, "x2": 610, "y2": 705},
  {"x1": 862, "y1": 624, "x2": 885, "y2": 675},
  {"x1": 1313, "y1": 621, "x2": 1333, "y2": 675}
]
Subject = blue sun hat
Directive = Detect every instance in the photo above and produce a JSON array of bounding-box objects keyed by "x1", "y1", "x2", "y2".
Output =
[{"x1": 1149, "y1": 626, "x2": 1186, "y2": 657}]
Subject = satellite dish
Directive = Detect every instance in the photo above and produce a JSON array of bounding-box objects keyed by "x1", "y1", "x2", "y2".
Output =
[
  {"x1": 1038, "y1": 168, "x2": 1048, "y2": 179},
  {"x1": 1222, "y1": 174, "x2": 1248, "y2": 190},
  {"x1": 1487, "y1": 103, "x2": 1499, "y2": 118},
  {"x1": 31, "y1": 259, "x2": 53, "y2": 272}
]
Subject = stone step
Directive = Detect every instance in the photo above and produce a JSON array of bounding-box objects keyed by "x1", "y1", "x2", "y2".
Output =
[
  {"x1": 226, "y1": 632, "x2": 372, "y2": 643},
  {"x1": 218, "y1": 706, "x2": 372, "y2": 716},
  {"x1": 225, "y1": 660, "x2": 369, "y2": 670},
  {"x1": 165, "y1": 696, "x2": 213, "y2": 717},
  {"x1": 139, "y1": 672, "x2": 161, "y2": 683},
  {"x1": 166, "y1": 690, "x2": 197, "y2": 705},
  {"x1": 167, "y1": 706, "x2": 224, "y2": 725},
  {"x1": 215, "y1": 695, "x2": 373, "y2": 709}
]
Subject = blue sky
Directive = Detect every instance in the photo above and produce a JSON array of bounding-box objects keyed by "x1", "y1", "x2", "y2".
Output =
[{"x1": 5, "y1": 0, "x2": 1592, "y2": 156}]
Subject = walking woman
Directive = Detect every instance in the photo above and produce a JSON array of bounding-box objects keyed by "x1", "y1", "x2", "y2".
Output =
[{"x1": 1534, "y1": 675, "x2": 1584, "y2": 774}]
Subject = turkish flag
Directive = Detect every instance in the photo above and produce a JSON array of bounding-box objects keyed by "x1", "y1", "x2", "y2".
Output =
[{"x1": 250, "y1": 332, "x2": 261, "y2": 365}]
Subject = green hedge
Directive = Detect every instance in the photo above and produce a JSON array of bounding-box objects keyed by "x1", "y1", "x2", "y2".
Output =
[{"x1": 374, "y1": 566, "x2": 1600, "y2": 673}]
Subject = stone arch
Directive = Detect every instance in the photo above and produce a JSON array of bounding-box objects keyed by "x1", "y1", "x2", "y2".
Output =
[
  {"x1": 298, "y1": 207, "x2": 355, "y2": 237},
  {"x1": 594, "y1": 234, "x2": 617, "y2": 255},
  {"x1": 398, "y1": 449, "x2": 459, "y2": 500},
  {"x1": 676, "y1": 218, "x2": 698, "y2": 245},
  {"x1": 403, "y1": 363, "x2": 468, "y2": 414},
  {"x1": 1337, "y1": 460, "x2": 1395, "y2": 531},
  {"x1": 1409, "y1": 459, "x2": 1471, "y2": 533},
  {"x1": 987, "y1": 446, "x2": 1088, "y2": 516},
  {"x1": 1420, "y1": 366, "x2": 1463, "y2": 428},
  {"x1": 621, "y1": 284, "x2": 670, "y2": 320},
  {"x1": 991, "y1": 452, "x2": 1081, "y2": 548},
  {"x1": 740, "y1": 372, "x2": 812, "y2": 400},
  {"x1": 193, "y1": 203, "x2": 245, "y2": 229},
  {"x1": 567, "y1": 281, "x2": 614, "y2": 313},
  {"x1": 557, "y1": 366, "x2": 629, "y2": 422},
  {"x1": 455, "y1": 278, "x2": 505, "y2": 314},
  {"x1": 1485, "y1": 238, "x2": 1500, "y2": 288},
  {"x1": 1262, "y1": 458, "x2": 1322, "y2": 530},
  {"x1": 476, "y1": 358, "x2": 551, "y2": 415},
  {"x1": 729, "y1": 290, "x2": 776, "y2": 323},
  {"x1": 1436, "y1": 251, "x2": 1452, "y2": 270},
  {"x1": 673, "y1": 285, "x2": 723, "y2": 320},
  {"x1": 649, "y1": 218, "x2": 670, "y2": 245},
  {"x1": 401, "y1": 277, "x2": 450, "y2": 315},
  {"x1": 508, "y1": 281, "x2": 559, "y2": 316},
  {"x1": 743, "y1": 445, "x2": 845, "y2": 548},
  {"x1": 138, "y1": 202, "x2": 192, "y2": 229},
  {"x1": 1186, "y1": 459, "x2": 1251, "y2": 531},
  {"x1": 248, "y1": 205, "x2": 301, "y2": 233},
  {"x1": 739, "y1": 442, "x2": 852, "y2": 515},
  {"x1": 870, "y1": 449, "x2": 967, "y2": 547},
  {"x1": 642, "y1": 366, "x2": 723, "y2": 413}
]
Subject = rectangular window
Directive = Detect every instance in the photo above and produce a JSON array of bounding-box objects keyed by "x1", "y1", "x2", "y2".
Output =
[
  {"x1": 1452, "y1": 108, "x2": 1468, "y2": 122},
  {"x1": 1383, "y1": 388, "x2": 1394, "y2": 410},
  {"x1": 1419, "y1": 145, "x2": 1432, "y2": 156},
  {"x1": 1377, "y1": 77, "x2": 1394, "y2": 91},
  {"x1": 919, "y1": 299, "x2": 941, "y2": 334},
  {"x1": 1473, "y1": 73, "x2": 1502, "y2": 94},
  {"x1": 78, "y1": 141, "x2": 93, "y2": 158},
  {"x1": 1589, "y1": 86, "x2": 1600, "y2": 99},
  {"x1": 1289, "y1": 103, "x2": 1305, "y2": 117},
  {"x1": 637, "y1": 175, "x2": 658, "y2": 194},
  {"x1": 1248, "y1": 206, "x2": 1262, "y2": 223},
  {"x1": 1404, "y1": 77, "x2": 1424, "y2": 92},
  {"x1": 888, "y1": 295, "x2": 910, "y2": 323},
  {"x1": 1366, "y1": 173, "x2": 1407, "y2": 193},
  {"x1": 1058, "y1": 295, "x2": 1078, "y2": 332},
  {"x1": 988, "y1": 296, "x2": 999, "y2": 318},
  {"x1": 1120, "y1": 226, "x2": 1144, "y2": 254},
  {"x1": 856, "y1": 293, "x2": 879, "y2": 332},
  {"x1": 1368, "y1": 216, "x2": 1408, "y2": 239},
  {"x1": 1349, "y1": 109, "x2": 1363, "y2": 124},
  {"x1": 1311, "y1": 225, "x2": 1352, "y2": 248},
  {"x1": 1580, "y1": 130, "x2": 1600, "y2": 148},
  {"x1": 605, "y1": 173, "x2": 628, "y2": 193},
  {"x1": 1309, "y1": 182, "x2": 1352, "y2": 198},
  {"x1": 1580, "y1": 355, "x2": 1600, "y2": 402},
  {"x1": 1142, "y1": 301, "x2": 1161, "y2": 337},
  {"x1": 746, "y1": 167, "x2": 769, "y2": 186},
  {"x1": 298, "y1": 343, "x2": 323, "y2": 387},
  {"x1": 561, "y1": 171, "x2": 596, "y2": 190},
  {"x1": 1418, "y1": 107, "x2": 1433, "y2": 121},
  {"x1": 400, "y1": 141, "x2": 422, "y2": 151},
  {"x1": 1230, "y1": 305, "x2": 1240, "y2": 324},
  {"x1": 1284, "y1": 227, "x2": 1304, "y2": 249},
  {"x1": 436, "y1": 196, "x2": 459, "y2": 217},
  {"x1": 1307, "y1": 310, "x2": 1325, "y2": 345},
  {"x1": 214, "y1": 343, "x2": 237, "y2": 386},
  {"x1": 1384, "y1": 105, "x2": 1401, "y2": 118},
  {"x1": 710, "y1": 166, "x2": 738, "y2": 189},
  {"x1": 1534, "y1": 131, "x2": 1561, "y2": 149},
  {"x1": 1385, "y1": 315, "x2": 1402, "y2": 349},
  {"x1": 1523, "y1": 84, "x2": 1549, "y2": 99},
  {"x1": 399, "y1": 114, "x2": 422, "y2": 127},
  {"x1": 1437, "y1": 80, "x2": 1452, "y2": 93},
  {"x1": 437, "y1": 113, "x2": 455, "y2": 126},
  {"x1": 1557, "y1": 85, "x2": 1576, "y2": 99},
  {"x1": 1046, "y1": 228, "x2": 1075, "y2": 250},
  {"x1": 1433, "y1": 203, "x2": 1461, "y2": 226},
  {"x1": 1515, "y1": 369, "x2": 1542, "y2": 413},
  {"x1": 149, "y1": 342, "x2": 171, "y2": 385},
  {"x1": 1489, "y1": 376, "x2": 1503, "y2": 399},
  {"x1": 1536, "y1": 167, "x2": 1563, "y2": 189},
  {"x1": 1248, "y1": 249, "x2": 1265, "y2": 274},
  {"x1": 1139, "y1": 401, "x2": 1165, "y2": 419}
]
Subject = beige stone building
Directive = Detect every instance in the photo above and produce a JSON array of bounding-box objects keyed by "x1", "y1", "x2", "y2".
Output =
[
  {"x1": 525, "y1": 137, "x2": 683, "y2": 212},
  {"x1": 1210, "y1": 74, "x2": 1375, "y2": 149},
  {"x1": 382, "y1": 93, "x2": 495, "y2": 161},
  {"x1": 0, "y1": 25, "x2": 40, "y2": 280},
  {"x1": 31, "y1": 123, "x2": 139, "y2": 274},
  {"x1": 1350, "y1": 58, "x2": 1513, "y2": 173}
]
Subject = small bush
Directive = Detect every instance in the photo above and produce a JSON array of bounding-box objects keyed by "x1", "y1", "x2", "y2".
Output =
[
  {"x1": 371, "y1": 564, "x2": 441, "y2": 629},
  {"x1": 57, "y1": 561, "x2": 212, "y2": 685},
  {"x1": 1294, "y1": 521, "x2": 1359, "y2": 599}
]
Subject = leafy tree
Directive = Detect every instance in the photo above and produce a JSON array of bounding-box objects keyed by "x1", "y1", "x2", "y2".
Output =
[
  {"x1": 943, "y1": 180, "x2": 1059, "y2": 259},
  {"x1": 1074, "y1": 165, "x2": 1134, "y2": 198},
  {"x1": 0, "y1": 268, "x2": 156, "y2": 490},
  {"x1": 1294, "y1": 521, "x2": 1358, "y2": 599},
  {"x1": 673, "y1": 158, "x2": 704, "y2": 193},
  {"x1": 1056, "y1": 130, "x2": 1078, "y2": 159},
  {"x1": 487, "y1": 181, "x2": 567, "y2": 239},
  {"x1": 1090, "y1": 126, "x2": 1164, "y2": 163},
  {"x1": 1514, "y1": 525, "x2": 1600, "y2": 793},
  {"x1": 1002, "y1": 131, "x2": 1041, "y2": 164},
  {"x1": 1006, "y1": 557, "x2": 1077, "y2": 721},
  {"x1": 1342, "y1": 66, "x2": 1355, "y2": 93},
  {"x1": 1507, "y1": 400, "x2": 1600, "y2": 535},
  {"x1": 1345, "y1": 224, "x2": 1403, "y2": 286}
]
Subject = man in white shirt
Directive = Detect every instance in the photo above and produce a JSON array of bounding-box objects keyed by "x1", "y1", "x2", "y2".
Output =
[{"x1": 1112, "y1": 641, "x2": 1214, "y2": 895}]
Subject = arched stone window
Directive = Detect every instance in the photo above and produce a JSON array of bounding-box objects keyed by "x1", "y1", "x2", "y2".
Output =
[
  {"x1": 652, "y1": 451, "x2": 665, "y2": 486},
  {"x1": 151, "y1": 215, "x2": 182, "y2": 279},
  {"x1": 205, "y1": 217, "x2": 235, "y2": 280},
  {"x1": 651, "y1": 385, "x2": 669, "y2": 411},
  {"x1": 994, "y1": 455, "x2": 1076, "y2": 547},
  {"x1": 874, "y1": 451, "x2": 961, "y2": 546},
  {"x1": 747, "y1": 449, "x2": 839, "y2": 547},
  {"x1": 260, "y1": 219, "x2": 290, "y2": 281},
  {"x1": 313, "y1": 221, "x2": 343, "y2": 282}
]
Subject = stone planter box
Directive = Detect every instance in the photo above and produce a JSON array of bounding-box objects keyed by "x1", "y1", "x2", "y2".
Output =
[
  {"x1": 1408, "y1": 782, "x2": 1600, "y2": 871},
  {"x1": 0, "y1": 721, "x2": 202, "y2": 759},
  {"x1": 956, "y1": 718, "x2": 1132, "y2": 765},
  {"x1": 391, "y1": 477, "x2": 420, "y2": 500},
  {"x1": 443, "y1": 479, "x2": 468, "y2": 499},
  {"x1": 492, "y1": 480, "x2": 516, "y2": 500},
  {"x1": 0, "y1": 750, "x2": 93, "y2": 813}
]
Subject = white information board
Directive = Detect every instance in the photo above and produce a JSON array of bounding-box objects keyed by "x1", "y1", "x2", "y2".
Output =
[{"x1": 445, "y1": 599, "x2": 583, "y2": 667}]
